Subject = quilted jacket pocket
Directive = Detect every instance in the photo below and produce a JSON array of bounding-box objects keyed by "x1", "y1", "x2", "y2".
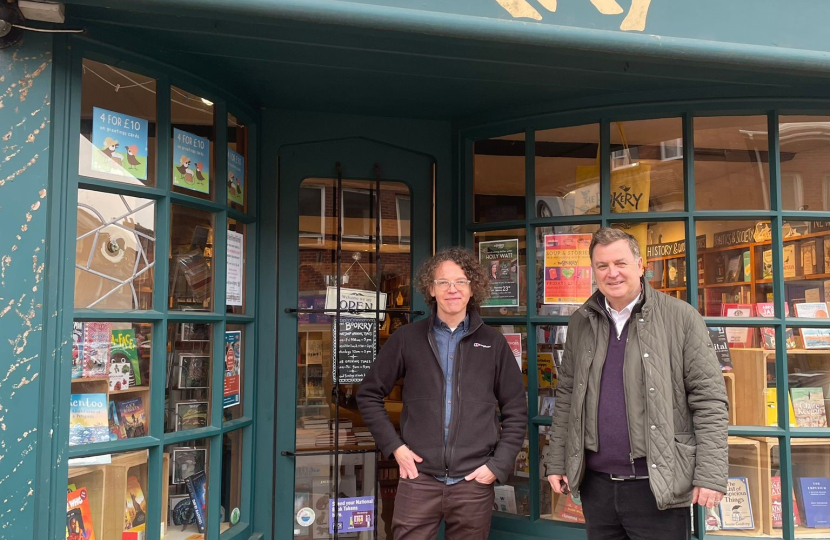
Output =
[{"x1": 672, "y1": 433, "x2": 697, "y2": 499}]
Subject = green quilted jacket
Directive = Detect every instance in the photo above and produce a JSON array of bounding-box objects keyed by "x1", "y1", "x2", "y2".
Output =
[{"x1": 543, "y1": 280, "x2": 729, "y2": 509}]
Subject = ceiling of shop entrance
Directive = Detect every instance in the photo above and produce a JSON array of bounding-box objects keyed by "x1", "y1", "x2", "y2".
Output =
[{"x1": 63, "y1": 3, "x2": 830, "y2": 120}]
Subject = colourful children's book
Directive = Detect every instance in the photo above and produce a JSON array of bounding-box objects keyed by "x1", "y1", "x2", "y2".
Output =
[
  {"x1": 69, "y1": 393, "x2": 110, "y2": 446},
  {"x1": 790, "y1": 387, "x2": 828, "y2": 428},
  {"x1": 755, "y1": 302, "x2": 797, "y2": 350},
  {"x1": 108, "y1": 400, "x2": 125, "y2": 441},
  {"x1": 765, "y1": 388, "x2": 798, "y2": 427},
  {"x1": 793, "y1": 303, "x2": 830, "y2": 349},
  {"x1": 71, "y1": 322, "x2": 84, "y2": 380},
  {"x1": 111, "y1": 328, "x2": 141, "y2": 385},
  {"x1": 124, "y1": 475, "x2": 147, "y2": 531},
  {"x1": 117, "y1": 397, "x2": 147, "y2": 438},
  {"x1": 81, "y1": 322, "x2": 112, "y2": 378},
  {"x1": 66, "y1": 487, "x2": 96, "y2": 540},
  {"x1": 537, "y1": 352, "x2": 555, "y2": 388}
]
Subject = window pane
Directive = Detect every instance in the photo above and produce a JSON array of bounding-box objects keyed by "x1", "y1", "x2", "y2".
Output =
[
  {"x1": 536, "y1": 325, "x2": 565, "y2": 409},
  {"x1": 166, "y1": 438, "x2": 211, "y2": 538},
  {"x1": 780, "y1": 219, "x2": 830, "y2": 320},
  {"x1": 715, "y1": 335, "x2": 778, "y2": 427},
  {"x1": 494, "y1": 429, "x2": 530, "y2": 518},
  {"x1": 785, "y1": 349, "x2": 830, "y2": 428},
  {"x1": 610, "y1": 118, "x2": 684, "y2": 213},
  {"x1": 473, "y1": 229, "x2": 526, "y2": 317},
  {"x1": 226, "y1": 220, "x2": 247, "y2": 314},
  {"x1": 535, "y1": 124, "x2": 600, "y2": 217},
  {"x1": 474, "y1": 134, "x2": 526, "y2": 222},
  {"x1": 539, "y1": 426, "x2": 585, "y2": 525},
  {"x1": 694, "y1": 116, "x2": 770, "y2": 211},
  {"x1": 223, "y1": 325, "x2": 245, "y2": 422},
  {"x1": 227, "y1": 112, "x2": 248, "y2": 212},
  {"x1": 79, "y1": 59, "x2": 157, "y2": 186},
  {"x1": 221, "y1": 430, "x2": 244, "y2": 531},
  {"x1": 166, "y1": 323, "x2": 213, "y2": 434},
  {"x1": 791, "y1": 439, "x2": 830, "y2": 536},
  {"x1": 75, "y1": 190, "x2": 155, "y2": 310},
  {"x1": 612, "y1": 220, "x2": 688, "y2": 303},
  {"x1": 780, "y1": 116, "x2": 830, "y2": 212},
  {"x1": 536, "y1": 225, "x2": 599, "y2": 316},
  {"x1": 169, "y1": 206, "x2": 215, "y2": 311},
  {"x1": 172, "y1": 86, "x2": 215, "y2": 200},
  {"x1": 67, "y1": 450, "x2": 159, "y2": 540}
]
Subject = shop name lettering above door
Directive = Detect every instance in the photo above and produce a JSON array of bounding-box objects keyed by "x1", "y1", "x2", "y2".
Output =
[{"x1": 494, "y1": 0, "x2": 652, "y2": 31}]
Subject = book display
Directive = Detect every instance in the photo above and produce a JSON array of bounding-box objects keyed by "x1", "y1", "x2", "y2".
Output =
[{"x1": 166, "y1": 322, "x2": 213, "y2": 434}]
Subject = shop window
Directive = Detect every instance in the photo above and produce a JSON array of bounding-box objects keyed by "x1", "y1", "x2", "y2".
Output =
[
  {"x1": 694, "y1": 116, "x2": 770, "y2": 211},
  {"x1": 610, "y1": 118, "x2": 684, "y2": 213},
  {"x1": 474, "y1": 133, "x2": 526, "y2": 222},
  {"x1": 535, "y1": 124, "x2": 599, "y2": 217},
  {"x1": 221, "y1": 430, "x2": 245, "y2": 530},
  {"x1": 75, "y1": 190, "x2": 156, "y2": 310},
  {"x1": 169, "y1": 206, "x2": 215, "y2": 311},
  {"x1": 227, "y1": 112, "x2": 248, "y2": 212},
  {"x1": 166, "y1": 322, "x2": 213, "y2": 434},
  {"x1": 171, "y1": 86, "x2": 215, "y2": 201},
  {"x1": 474, "y1": 229, "x2": 526, "y2": 317},
  {"x1": 535, "y1": 225, "x2": 599, "y2": 316},
  {"x1": 166, "y1": 438, "x2": 211, "y2": 538},
  {"x1": 782, "y1": 174, "x2": 805, "y2": 211},
  {"x1": 79, "y1": 59, "x2": 157, "y2": 186},
  {"x1": 223, "y1": 325, "x2": 246, "y2": 422},
  {"x1": 780, "y1": 115, "x2": 830, "y2": 212}
]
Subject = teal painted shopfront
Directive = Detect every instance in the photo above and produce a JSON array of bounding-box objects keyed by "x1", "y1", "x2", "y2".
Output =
[{"x1": 4, "y1": 1, "x2": 830, "y2": 540}]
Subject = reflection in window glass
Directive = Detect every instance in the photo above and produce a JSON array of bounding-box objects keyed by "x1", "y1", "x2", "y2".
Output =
[
  {"x1": 473, "y1": 229, "x2": 526, "y2": 317},
  {"x1": 535, "y1": 124, "x2": 599, "y2": 217},
  {"x1": 610, "y1": 119, "x2": 684, "y2": 213},
  {"x1": 474, "y1": 134, "x2": 526, "y2": 222},
  {"x1": 536, "y1": 225, "x2": 599, "y2": 316},
  {"x1": 172, "y1": 86, "x2": 215, "y2": 200},
  {"x1": 223, "y1": 325, "x2": 245, "y2": 422},
  {"x1": 221, "y1": 430, "x2": 244, "y2": 530},
  {"x1": 226, "y1": 220, "x2": 247, "y2": 314},
  {"x1": 79, "y1": 59, "x2": 157, "y2": 186},
  {"x1": 169, "y1": 206, "x2": 215, "y2": 311},
  {"x1": 694, "y1": 116, "x2": 770, "y2": 210},
  {"x1": 166, "y1": 323, "x2": 212, "y2": 434},
  {"x1": 780, "y1": 116, "x2": 830, "y2": 212},
  {"x1": 227, "y1": 112, "x2": 248, "y2": 212},
  {"x1": 75, "y1": 190, "x2": 155, "y2": 310},
  {"x1": 166, "y1": 438, "x2": 210, "y2": 538}
]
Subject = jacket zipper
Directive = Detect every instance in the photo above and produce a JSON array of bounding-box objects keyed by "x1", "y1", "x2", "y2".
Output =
[{"x1": 621, "y1": 318, "x2": 638, "y2": 477}]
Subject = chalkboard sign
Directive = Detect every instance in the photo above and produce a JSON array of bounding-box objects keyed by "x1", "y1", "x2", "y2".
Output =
[{"x1": 332, "y1": 317, "x2": 377, "y2": 384}]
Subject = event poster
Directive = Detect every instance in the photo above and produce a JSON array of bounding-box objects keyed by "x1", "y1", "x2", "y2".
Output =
[
  {"x1": 173, "y1": 128, "x2": 211, "y2": 194},
  {"x1": 329, "y1": 496, "x2": 374, "y2": 534},
  {"x1": 223, "y1": 330, "x2": 242, "y2": 408},
  {"x1": 226, "y1": 230, "x2": 244, "y2": 306},
  {"x1": 91, "y1": 106, "x2": 148, "y2": 181},
  {"x1": 228, "y1": 148, "x2": 245, "y2": 206},
  {"x1": 479, "y1": 239, "x2": 519, "y2": 307},
  {"x1": 544, "y1": 234, "x2": 592, "y2": 304}
]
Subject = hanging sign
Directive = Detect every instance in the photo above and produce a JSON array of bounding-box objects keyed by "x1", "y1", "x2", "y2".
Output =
[
  {"x1": 479, "y1": 239, "x2": 520, "y2": 307},
  {"x1": 173, "y1": 128, "x2": 211, "y2": 194},
  {"x1": 226, "y1": 230, "x2": 244, "y2": 306},
  {"x1": 544, "y1": 234, "x2": 593, "y2": 304},
  {"x1": 223, "y1": 330, "x2": 242, "y2": 408},
  {"x1": 91, "y1": 106, "x2": 149, "y2": 181},
  {"x1": 329, "y1": 496, "x2": 375, "y2": 534},
  {"x1": 228, "y1": 148, "x2": 245, "y2": 206},
  {"x1": 332, "y1": 318, "x2": 377, "y2": 384},
  {"x1": 325, "y1": 287, "x2": 387, "y2": 321}
]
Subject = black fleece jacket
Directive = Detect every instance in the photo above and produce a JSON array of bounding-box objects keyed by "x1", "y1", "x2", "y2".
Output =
[{"x1": 356, "y1": 308, "x2": 527, "y2": 483}]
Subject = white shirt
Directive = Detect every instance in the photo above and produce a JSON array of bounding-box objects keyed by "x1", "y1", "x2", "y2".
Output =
[{"x1": 604, "y1": 291, "x2": 643, "y2": 339}]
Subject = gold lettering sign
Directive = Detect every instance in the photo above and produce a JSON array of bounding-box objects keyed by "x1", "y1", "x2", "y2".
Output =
[{"x1": 494, "y1": 0, "x2": 652, "y2": 31}]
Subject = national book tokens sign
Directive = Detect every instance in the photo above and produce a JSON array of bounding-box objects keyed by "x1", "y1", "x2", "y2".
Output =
[
  {"x1": 173, "y1": 128, "x2": 211, "y2": 194},
  {"x1": 329, "y1": 497, "x2": 375, "y2": 534},
  {"x1": 332, "y1": 318, "x2": 377, "y2": 384},
  {"x1": 479, "y1": 239, "x2": 519, "y2": 307},
  {"x1": 91, "y1": 107, "x2": 149, "y2": 181},
  {"x1": 544, "y1": 234, "x2": 592, "y2": 304}
]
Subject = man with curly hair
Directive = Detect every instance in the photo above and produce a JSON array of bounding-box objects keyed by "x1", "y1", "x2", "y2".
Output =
[{"x1": 357, "y1": 247, "x2": 527, "y2": 540}]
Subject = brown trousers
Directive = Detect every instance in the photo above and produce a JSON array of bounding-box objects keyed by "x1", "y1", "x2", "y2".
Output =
[{"x1": 392, "y1": 474, "x2": 495, "y2": 540}]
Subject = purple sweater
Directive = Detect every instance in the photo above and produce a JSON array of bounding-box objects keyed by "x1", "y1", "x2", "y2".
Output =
[{"x1": 585, "y1": 320, "x2": 649, "y2": 476}]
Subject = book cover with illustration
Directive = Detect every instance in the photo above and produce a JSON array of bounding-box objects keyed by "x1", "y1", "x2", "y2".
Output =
[
  {"x1": 185, "y1": 470, "x2": 208, "y2": 533},
  {"x1": 117, "y1": 397, "x2": 147, "y2": 438},
  {"x1": 108, "y1": 400, "x2": 126, "y2": 440},
  {"x1": 81, "y1": 322, "x2": 112, "y2": 379},
  {"x1": 555, "y1": 494, "x2": 585, "y2": 523},
  {"x1": 494, "y1": 485, "x2": 517, "y2": 514},
  {"x1": 771, "y1": 475, "x2": 801, "y2": 528},
  {"x1": 124, "y1": 475, "x2": 147, "y2": 531},
  {"x1": 707, "y1": 327, "x2": 733, "y2": 371},
  {"x1": 790, "y1": 387, "x2": 828, "y2": 428},
  {"x1": 111, "y1": 328, "x2": 141, "y2": 386},
  {"x1": 719, "y1": 477, "x2": 754, "y2": 530},
  {"x1": 66, "y1": 487, "x2": 96, "y2": 540},
  {"x1": 666, "y1": 258, "x2": 679, "y2": 288},
  {"x1": 514, "y1": 438, "x2": 530, "y2": 477},
  {"x1": 784, "y1": 244, "x2": 797, "y2": 278},
  {"x1": 72, "y1": 322, "x2": 84, "y2": 380},
  {"x1": 793, "y1": 303, "x2": 830, "y2": 348},
  {"x1": 799, "y1": 477, "x2": 830, "y2": 528},
  {"x1": 721, "y1": 304, "x2": 754, "y2": 348},
  {"x1": 537, "y1": 352, "x2": 555, "y2": 388},
  {"x1": 756, "y1": 302, "x2": 797, "y2": 350},
  {"x1": 69, "y1": 393, "x2": 110, "y2": 446},
  {"x1": 765, "y1": 388, "x2": 798, "y2": 427}
]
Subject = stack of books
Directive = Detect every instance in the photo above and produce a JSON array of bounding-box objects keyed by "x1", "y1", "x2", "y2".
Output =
[{"x1": 354, "y1": 426, "x2": 375, "y2": 446}]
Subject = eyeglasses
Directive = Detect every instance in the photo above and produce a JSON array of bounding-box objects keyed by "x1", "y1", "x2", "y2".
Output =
[{"x1": 433, "y1": 279, "x2": 471, "y2": 291}]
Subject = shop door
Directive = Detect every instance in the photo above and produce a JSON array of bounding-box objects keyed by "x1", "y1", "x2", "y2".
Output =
[{"x1": 276, "y1": 138, "x2": 434, "y2": 540}]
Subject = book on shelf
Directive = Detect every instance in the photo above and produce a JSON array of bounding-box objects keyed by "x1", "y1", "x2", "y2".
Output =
[
  {"x1": 725, "y1": 254, "x2": 743, "y2": 282},
  {"x1": 743, "y1": 251, "x2": 751, "y2": 282},
  {"x1": 69, "y1": 393, "x2": 110, "y2": 446},
  {"x1": 706, "y1": 327, "x2": 733, "y2": 371},
  {"x1": 790, "y1": 387, "x2": 828, "y2": 428},
  {"x1": 698, "y1": 255, "x2": 705, "y2": 285},
  {"x1": 784, "y1": 244, "x2": 797, "y2": 278},
  {"x1": 806, "y1": 288, "x2": 822, "y2": 303},
  {"x1": 82, "y1": 321, "x2": 112, "y2": 379},
  {"x1": 108, "y1": 400, "x2": 126, "y2": 440},
  {"x1": 798, "y1": 477, "x2": 830, "y2": 528},
  {"x1": 111, "y1": 328, "x2": 141, "y2": 386},
  {"x1": 756, "y1": 302, "x2": 797, "y2": 350},
  {"x1": 719, "y1": 477, "x2": 754, "y2": 530},
  {"x1": 762, "y1": 249, "x2": 773, "y2": 279},
  {"x1": 793, "y1": 302, "x2": 830, "y2": 349},
  {"x1": 721, "y1": 303, "x2": 754, "y2": 348},
  {"x1": 824, "y1": 240, "x2": 830, "y2": 274},
  {"x1": 555, "y1": 493, "x2": 585, "y2": 523},
  {"x1": 116, "y1": 397, "x2": 147, "y2": 438},
  {"x1": 537, "y1": 352, "x2": 555, "y2": 388},
  {"x1": 514, "y1": 438, "x2": 530, "y2": 477},
  {"x1": 771, "y1": 475, "x2": 801, "y2": 528},
  {"x1": 494, "y1": 485, "x2": 517, "y2": 514},
  {"x1": 124, "y1": 475, "x2": 147, "y2": 532},
  {"x1": 646, "y1": 259, "x2": 664, "y2": 289},
  {"x1": 184, "y1": 470, "x2": 208, "y2": 533},
  {"x1": 66, "y1": 487, "x2": 96, "y2": 540},
  {"x1": 802, "y1": 240, "x2": 817, "y2": 275},
  {"x1": 666, "y1": 258, "x2": 680, "y2": 288},
  {"x1": 71, "y1": 322, "x2": 83, "y2": 380},
  {"x1": 714, "y1": 254, "x2": 727, "y2": 284},
  {"x1": 764, "y1": 388, "x2": 798, "y2": 427}
]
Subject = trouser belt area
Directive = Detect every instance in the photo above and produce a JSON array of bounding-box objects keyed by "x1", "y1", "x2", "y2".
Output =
[{"x1": 608, "y1": 473, "x2": 649, "y2": 481}]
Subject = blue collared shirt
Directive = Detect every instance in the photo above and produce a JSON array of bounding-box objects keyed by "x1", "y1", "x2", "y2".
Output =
[{"x1": 432, "y1": 313, "x2": 469, "y2": 484}]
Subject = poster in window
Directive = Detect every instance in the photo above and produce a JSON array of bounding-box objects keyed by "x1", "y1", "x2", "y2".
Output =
[
  {"x1": 479, "y1": 239, "x2": 519, "y2": 307},
  {"x1": 224, "y1": 330, "x2": 242, "y2": 408},
  {"x1": 91, "y1": 106, "x2": 149, "y2": 181},
  {"x1": 226, "y1": 230, "x2": 244, "y2": 306},
  {"x1": 332, "y1": 317, "x2": 377, "y2": 384},
  {"x1": 173, "y1": 128, "x2": 210, "y2": 194},
  {"x1": 543, "y1": 234, "x2": 592, "y2": 304},
  {"x1": 228, "y1": 148, "x2": 245, "y2": 206}
]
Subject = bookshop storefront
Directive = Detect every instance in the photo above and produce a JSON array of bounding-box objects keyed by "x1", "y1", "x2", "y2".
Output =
[{"x1": 5, "y1": 1, "x2": 830, "y2": 540}]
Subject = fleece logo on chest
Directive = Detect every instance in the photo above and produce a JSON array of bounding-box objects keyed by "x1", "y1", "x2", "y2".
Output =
[{"x1": 473, "y1": 343, "x2": 491, "y2": 348}]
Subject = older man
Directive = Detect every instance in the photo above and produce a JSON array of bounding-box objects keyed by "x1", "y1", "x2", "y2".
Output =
[{"x1": 544, "y1": 227, "x2": 728, "y2": 540}]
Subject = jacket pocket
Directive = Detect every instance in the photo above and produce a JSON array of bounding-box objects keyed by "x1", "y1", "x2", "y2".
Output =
[
  {"x1": 672, "y1": 432, "x2": 697, "y2": 499},
  {"x1": 400, "y1": 397, "x2": 444, "y2": 470},
  {"x1": 452, "y1": 398, "x2": 499, "y2": 469}
]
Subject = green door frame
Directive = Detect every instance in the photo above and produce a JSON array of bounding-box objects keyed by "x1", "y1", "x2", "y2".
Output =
[{"x1": 274, "y1": 137, "x2": 435, "y2": 538}]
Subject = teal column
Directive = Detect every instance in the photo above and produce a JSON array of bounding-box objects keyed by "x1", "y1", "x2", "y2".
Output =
[{"x1": 0, "y1": 33, "x2": 54, "y2": 540}]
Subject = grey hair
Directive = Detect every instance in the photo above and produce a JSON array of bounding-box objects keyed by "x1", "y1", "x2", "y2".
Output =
[{"x1": 589, "y1": 227, "x2": 641, "y2": 260}]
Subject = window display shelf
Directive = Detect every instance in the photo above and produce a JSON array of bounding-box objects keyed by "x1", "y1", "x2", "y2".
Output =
[{"x1": 708, "y1": 436, "x2": 763, "y2": 537}]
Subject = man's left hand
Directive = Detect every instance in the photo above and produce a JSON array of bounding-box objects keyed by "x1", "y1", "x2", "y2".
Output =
[
  {"x1": 465, "y1": 465, "x2": 496, "y2": 484},
  {"x1": 693, "y1": 487, "x2": 724, "y2": 509}
]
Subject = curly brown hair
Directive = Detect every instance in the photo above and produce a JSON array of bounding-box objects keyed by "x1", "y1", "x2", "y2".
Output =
[{"x1": 415, "y1": 247, "x2": 490, "y2": 309}]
